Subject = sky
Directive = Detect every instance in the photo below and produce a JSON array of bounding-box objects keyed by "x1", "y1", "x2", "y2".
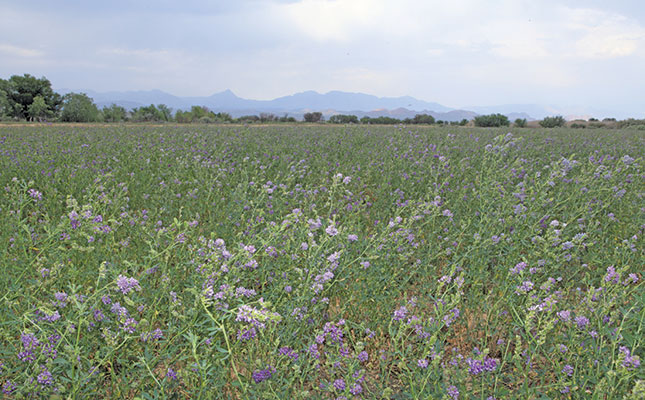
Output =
[{"x1": 1, "y1": 0, "x2": 645, "y2": 116}]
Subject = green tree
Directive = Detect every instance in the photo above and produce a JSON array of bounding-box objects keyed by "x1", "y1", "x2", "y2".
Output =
[
  {"x1": 303, "y1": 112, "x2": 323, "y2": 123},
  {"x1": 131, "y1": 104, "x2": 165, "y2": 122},
  {"x1": 102, "y1": 104, "x2": 127, "y2": 122},
  {"x1": 0, "y1": 86, "x2": 11, "y2": 119},
  {"x1": 514, "y1": 118, "x2": 527, "y2": 128},
  {"x1": 5, "y1": 74, "x2": 61, "y2": 120},
  {"x1": 328, "y1": 114, "x2": 359, "y2": 124},
  {"x1": 411, "y1": 114, "x2": 435, "y2": 124},
  {"x1": 27, "y1": 95, "x2": 50, "y2": 121},
  {"x1": 539, "y1": 115, "x2": 565, "y2": 128},
  {"x1": 60, "y1": 93, "x2": 100, "y2": 122},
  {"x1": 473, "y1": 113, "x2": 510, "y2": 127},
  {"x1": 157, "y1": 104, "x2": 173, "y2": 121}
]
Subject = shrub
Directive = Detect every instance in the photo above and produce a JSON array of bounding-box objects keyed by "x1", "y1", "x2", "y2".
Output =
[
  {"x1": 473, "y1": 113, "x2": 510, "y2": 127},
  {"x1": 539, "y1": 116, "x2": 566, "y2": 128}
]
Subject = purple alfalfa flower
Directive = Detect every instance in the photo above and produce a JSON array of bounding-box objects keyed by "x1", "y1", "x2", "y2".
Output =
[
  {"x1": 557, "y1": 310, "x2": 571, "y2": 322},
  {"x1": 120, "y1": 317, "x2": 138, "y2": 334},
  {"x1": 559, "y1": 344, "x2": 568, "y2": 353},
  {"x1": 561, "y1": 386, "x2": 570, "y2": 394},
  {"x1": 604, "y1": 266, "x2": 620, "y2": 284},
  {"x1": 116, "y1": 274, "x2": 141, "y2": 295},
  {"x1": 53, "y1": 292, "x2": 68, "y2": 308},
  {"x1": 342, "y1": 176, "x2": 352, "y2": 184},
  {"x1": 2, "y1": 380, "x2": 16, "y2": 394},
  {"x1": 393, "y1": 306, "x2": 408, "y2": 321},
  {"x1": 110, "y1": 302, "x2": 128, "y2": 317},
  {"x1": 357, "y1": 351, "x2": 369, "y2": 363},
  {"x1": 515, "y1": 280, "x2": 534, "y2": 294},
  {"x1": 624, "y1": 273, "x2": 639, "y2": 285},
  {"x1": 166, "y1": 368, "x2": 177, "y2": 380},
  {"x1": 325, "y1": 224, "x2": 338, "y2": 236},
  {"x1": 252, "y1": 366, "x2": 275, "y2": 383},
  {"x1": 483, "y1": 356, "x2": 498, "y2": 372},
  {"x1": 491, "y1": 235, "x2": 500, "y2": 244},
  {"x1": 349, "y1": 383, "x2": 362, "y2": 395},
  {"x1": 466, "y1": 358, "x2": 484, "y2": 375},
  {"x1": 443, "y1": 308, "x2": 460, "y2": 327},
  {"x1": 562, "y1": 241, "x2": 574, "y2": 251},
  {"x1": 510, "y1": 262, "x2": 527, "y2": 274},
  {"x1": 279, "y1": 346, "x2": 299, "y2": 361},
  {"x1": 265, "y1": 246, "x2": 278, "y2": 257},
  {"x1": 574, "y1": 315, "x2": 590, "y2": 329},
  {"x1": 333, "y1": 378, "x2": 346, "y2": 391},
  {"x1": 447, "y1": 385, "x2": 460, "y2": 399},
  {"x1": 619, "y1": 346, "x2": 641, "y2": 370},
  {"x1": 561, "y1": 364, "x2": 574, "y2": 377},
  {"x1": 28, "y1": 188, "x2": 42, "y2": 201},
  {"x1": 37, "y1": 365, "x2": 53, "y2": 387},
  {"x1": 237, "y1": 326, "x2": 257, "y2": 341},
  {"x1": 360, "y1": 261, "x2": 370, "y2": 269},
  {"x1": 347, "y1": 234, "x2": 358, "y2": 242},
  {"x1": 418, "y1": 358, "x2": 429, "y2": 369}
]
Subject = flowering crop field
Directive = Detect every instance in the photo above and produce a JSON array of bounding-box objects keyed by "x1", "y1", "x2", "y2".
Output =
[{"x1": 0, "y1": 125, "x2": 643, "y2": 399}]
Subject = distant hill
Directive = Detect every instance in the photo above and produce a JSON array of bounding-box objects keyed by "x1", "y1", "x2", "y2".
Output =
[{"x1": 55, "y1": 88, "x2": 616, "y2": 121}]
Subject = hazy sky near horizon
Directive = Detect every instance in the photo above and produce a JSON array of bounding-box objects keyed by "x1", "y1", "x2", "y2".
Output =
[{"x1": 1, "y1": 0, "x2": 644, "y2": 115}]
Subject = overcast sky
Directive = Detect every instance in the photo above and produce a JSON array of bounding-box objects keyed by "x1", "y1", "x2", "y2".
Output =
[{"x1": 1, "y1": 0, "x2": 644, "y2": 116}]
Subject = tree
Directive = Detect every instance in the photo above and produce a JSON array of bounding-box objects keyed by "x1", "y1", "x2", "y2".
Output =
[
  {"x1": 259, "y1": 113, "x2": 277, "y2": 123},
  {"x1": 27, "y1": 96, "x2": 50, "y2": 121},
  {"x1": 539, "y1": 115, "x2": 565, "y2": 128},
  {"x1": 303, "y1": 112, "x2": 323, "y2": 123},
  {"x1": 131, "y1": 104, "x2": 166, "y2": 122},
  {"x1": 5, "y1": 74, "x2": 61, "y2": 120},
  {"x1": 102, "y1": 104, "x2": 127, "y2": 122},
  {"x1": 60, "y1": 93, "x2": 100, "y2": 122},
  {"x1": 328, "y1": 114, "x2": 359, "y2": 124},
  {"x1": 0, "y1": 85, "x2": 11, "y2": 119},
  {"x1": 473, "y1": 113, "x2": 510, "y2": 127},
  {"x1": 514, "y1": 118, "x2": 527, "y2": 128},
  {"x1": 157, "y1": 104, "x2": 173, "y2": 122},
  {"x1": 411, "y1": 114, "x2": 435, "y2": 124}
]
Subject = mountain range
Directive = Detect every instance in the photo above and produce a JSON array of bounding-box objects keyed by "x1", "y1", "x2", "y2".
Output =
[{"x1": 55, "y1": 88, "x2": 611, "y2": 122}]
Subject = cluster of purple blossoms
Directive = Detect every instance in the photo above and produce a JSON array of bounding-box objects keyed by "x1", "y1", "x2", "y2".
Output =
[
  {"x1": 28, "y1": 188, "x2": 42, "y2": 201},
  {"x1": 515, "y1": 280, "x2": 534, "y2": 294},
  {"x1": 252, "y1": 366, "x2": 275, "y2": 383},
  {"x1": 393, "y1": 306, "x2": 408, "y2": 321},
  {"x1": 561, "y1": 364, "x2": 574, "y2": 376},
  {"x1": 140, "y1": 328, "x2": 164, "y2": 342},
  {"x1": 466, "y1": 356, "x2": 498, "y2": 375},
  {"x1": 278, "y1": 346, "x2": 299, "y2": 361},
  {"x1": 604, "y1": 266, "x2": 620, "y2": 284},
  {"x1": 237, "y1": 326, "x2": 257, "y2": 341},
  {"x1": 574, "y1": 315, "x2": 590, "y2": 329},
  {"x1": 333, "y1": 378, "x2": 346, "y2": 391},
  {"x1": 37, "y1": 365, "x2": 53, "y2": 387},
  {"x1": 325, "y1": 224, "x2": 339, "y2": 236},
  {"x1": 619, "y1": 346, "x2": 641, "y2": 370},
  {"x1": 443, "y1": 308, "x2": 460, "y2": 327},
  {"x1": 17, "y1": 333, "x2": 40, "y2": 363},
  {"x1": 447, "y1": 385, "x2": 460, "y2": 399},
  {"x1": 418, "y1": 358, "x2": 429, "y2": 369},
  {"x1": 510, "y1": 262, "x2": 527, "y2": 275},
  {"x1": 116, "y1": 275, "x2": 141, "y2": 295}
]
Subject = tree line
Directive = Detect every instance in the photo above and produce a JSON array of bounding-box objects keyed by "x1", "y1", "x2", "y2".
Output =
[{"x1": 1, "y1": 74, "x2": 634, "y2": 127}]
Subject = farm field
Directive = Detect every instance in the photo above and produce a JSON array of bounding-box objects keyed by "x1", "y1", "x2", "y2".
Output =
[{"x1": 0, "y1": 124, "x2": 643, "y2": 399}]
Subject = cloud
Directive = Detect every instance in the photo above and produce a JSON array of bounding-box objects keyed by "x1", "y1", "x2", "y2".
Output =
[{"x1": 0, "y1": 44, "x2": 44, "y2": 58}]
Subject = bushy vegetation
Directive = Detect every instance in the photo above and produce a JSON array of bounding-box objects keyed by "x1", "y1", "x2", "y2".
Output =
[
  {"x1": 0, "y1": 125, "x2": 642, "y2": 399},
  {"x1": 474, "y1": 114, "x2": 510, "y2": 127},
  {"x1": 540, "y1": 116, "x2": 566, "y2": 128},
  {"x1": 514, "y1": 118, "x2": 527, "y2": 128}
]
